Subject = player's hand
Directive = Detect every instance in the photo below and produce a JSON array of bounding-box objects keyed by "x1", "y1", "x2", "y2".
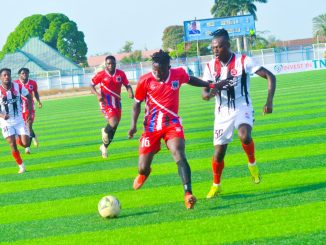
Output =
[
  {"x1": 263, "y1": 102, "x2": 273, "y2": 115},
  {"x1": 38, "y1": 102, "x2": 43, "y2": 109},
  {"x1": 3, "y1": 114, "x2": 9, "y2": 120},
  {"x1": 128, "y1": 127, "x2": 137, "y2": 139}
]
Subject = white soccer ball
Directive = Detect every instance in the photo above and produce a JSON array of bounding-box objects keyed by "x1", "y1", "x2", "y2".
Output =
[{"x1": 98, "y1": 195, "x2": 121, "y2": 218}]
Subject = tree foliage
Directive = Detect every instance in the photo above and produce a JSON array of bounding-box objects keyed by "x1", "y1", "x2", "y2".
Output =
[
  {"x1": 120, "y1": 50, "x2": 150, "y2": 64},
  {"x1": 211, "y1": 0, "x2": 267, "y2": 20},
  {"x1": 169, "y1": 41, "x2": 211, "y2": 58},
  {"x1": 162, "y1": 26, "x2": 184, "y2": 51},
  {"x1": 313, "y1": 13, "x2": 326, "y2": 37},
  {"x1": 119, "y1": 41, "x2": 134, "y2": 53},
  {"x1": 0, "y1": 13, "x2": 88, "y2": 66}
]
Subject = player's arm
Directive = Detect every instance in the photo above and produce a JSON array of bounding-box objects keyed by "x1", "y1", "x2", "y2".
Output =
[
  {"x1": 0, "y1": 113, "x2": 9, "y2": 120},
  {"x1": 25, "y1": 93, "x2": 33, "y2": 122},
  {"x1": 125, "y1": 84, "x2": 134, "y2": 99},
  {"x1": 255, "y1": 67, "x2": 276, "y2": 115},
  {"x1": 34, "y1": 90, "x2": 42, "y2": 108},
  {"x1": 128, "y1": 101, "x2": 141, "y2": 139},
  {"x1": 188, "y1": 76, "x2": 218, "y2": 100},
  {"x1": 90, "y1": 84, "x2": 103, "y2": 102}
]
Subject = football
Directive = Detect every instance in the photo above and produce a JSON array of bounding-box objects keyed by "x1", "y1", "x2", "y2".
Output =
[{"x1": 98, "y1": 195, "x2": 121, "y2": 218}]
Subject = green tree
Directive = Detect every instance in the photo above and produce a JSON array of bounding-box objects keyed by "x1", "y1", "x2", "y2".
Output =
[
  {"x1": 313, "y1": 13, "x2": 326, "y2": 37},
  {"x1": 211, "y1": 0, "x2": 267, "y2": 20},
  {"x1": 0, "y1": 13, "x2": 88, "y2": 66},
  {"x1": 1, "y1": 14, "x2": 49, "y2": 56},
  {"x1": 57, "y1": 21, "x2": 88, "y2": 65},
  {"x1": 120, "y1": 50, "x2": 149, "y2": 64},
  {"x1": 162, "y1": 25, "x2": 184, "y2": 51},
  {"x1": 119, "y1": 41, "x2": 134, "y2": 53},
  {"x1": 169, "y1": 41, "x2": 211, "y2": 58}
]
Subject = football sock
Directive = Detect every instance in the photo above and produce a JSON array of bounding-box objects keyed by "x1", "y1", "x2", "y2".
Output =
[
  {"x1": 242, "y1": 139, "x2": 256, "y2": 164},
  {"x1": 177, "y1": 159, "x2": 192, "y2": 194},
  {"x1": 12, "y1": 150, "x2": 23, "y2": 165},
  {"x1": 30, "y1": 130, "x2": 36, "y2": 139},
  {"x1": 104, "y1": 125, "x2": 117, "y2": 147},
  {"x1": 212, "y1": 158, "x2": 224, "y2": 185}
]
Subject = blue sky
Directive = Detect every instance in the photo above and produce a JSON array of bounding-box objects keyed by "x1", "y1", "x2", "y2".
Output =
[{"x1": 0, "y1": 0, "x2": 324, "y2": 56}]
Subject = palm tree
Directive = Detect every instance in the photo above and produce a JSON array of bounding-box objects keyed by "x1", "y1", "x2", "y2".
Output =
[
  {"x1": 211, "y1": 0, "x2": 267, "y2": 20},
  {"x1": 313, "y1": 13, "x2": 326, "y2": 37}
]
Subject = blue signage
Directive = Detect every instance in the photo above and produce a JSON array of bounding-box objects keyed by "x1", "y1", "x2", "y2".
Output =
[{"x1": 183, "y1": 15, "x2": 255, "y2": 42}]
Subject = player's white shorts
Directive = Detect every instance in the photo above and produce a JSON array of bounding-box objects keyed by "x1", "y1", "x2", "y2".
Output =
[
  {"x1": 1, "y1": 119, "x2": 28, "y2": 139},
  {"x1": 214, "y1": 104, "x2": 254, "y2": 145}
]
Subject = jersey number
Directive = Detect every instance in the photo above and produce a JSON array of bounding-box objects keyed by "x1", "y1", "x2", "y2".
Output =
[
  {"x1": 141, "y1": 137, "x2": 150, "y2": 147},
  {"x1": 214, "y1": 129, "x2": 224, "y2": 139}
]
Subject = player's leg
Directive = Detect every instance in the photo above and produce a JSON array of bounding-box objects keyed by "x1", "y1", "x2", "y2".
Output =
[
  {"x1": 17, "y1": 120, "x2": 31, "y2": 154},
  {"x1": 133, "y1": 131, "x2": 161, "y2": 190},
  {"x1": 100, "y1": 108, "x2": 120, "y2": 158},
  {"x1": 207, "y1": 144, "x2": 228, "y2": 198},
  {"x1": 207, "y1": 109, "x2": 235, "y2": 198},
  {"x1": 236, "y1": 106, "x2": 261, "y2": 184},
  {"x1": 165, "y1": 126, "x2": 196, "y2": 209},
  {"x1": 133, "y1": 152, "x2": 155, "y2": 190},
  {"x1": 22, "y1": 111, "x2": 33, "y2": 153},
  {"x1": 3, "y1": 127, "x2": 26, "y2": 174}
]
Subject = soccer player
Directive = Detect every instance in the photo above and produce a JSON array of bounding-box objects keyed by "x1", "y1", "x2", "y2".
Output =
[
  {"x1": 128, "y1": 50, "x2": 217, "y2": 209},
  {"x1": 202, "y1": 29, "x2": 276, "y2": 199},
  {"x1": 90, "y1": 55, "x2": 134, "y2": 158},
  {"x1": 15, "y1": 68, "x2": 43, "y2": 153},
  {"x1": 0, "y1": 68, "x2": 33, "y2": 173}
]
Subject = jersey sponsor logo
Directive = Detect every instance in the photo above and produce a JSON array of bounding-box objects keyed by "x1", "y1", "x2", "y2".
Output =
[
  {"x1": 171, "y1": 80, "x2": 179, "y2": 90},
  {"x1": 230, "y1": 68, "x2": 238, "y2": 76},
  {"x1": 116, "y1": 76, "x2": 122, "y2": 82}
]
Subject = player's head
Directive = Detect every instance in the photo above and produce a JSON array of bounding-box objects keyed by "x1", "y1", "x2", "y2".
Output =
[
  {"x1": 0, "y1": 68, "x2": 11, "y2": 84},
  {"x1": 151, "y1": 50, "x2": 171, "y2": 82},
  {"x1": 191, "y1": 21, "x2": 197, "y2": 30},
  {"x1": 210, "y1": 28, "x2": 231, "y2": 60},
  {"x1": 18, "y1": 67, "x2": 30, "y2": 81},
  {"x1": 105, "y1": 55, "x2": 116, "y2": 73}
]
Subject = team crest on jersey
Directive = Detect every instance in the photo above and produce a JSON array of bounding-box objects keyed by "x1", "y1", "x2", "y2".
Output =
[
  {"x1": 171, "y1": 80, "x2": 179, "y2": 90},
  {"x1": 116, "y1": 76, "x2": 122, "y2": 82},
  {"x1": 230, "y1": 69, "x2": 238, "y2": 76},
  {"x1": 29, "y1": 85, "x2": 33, "y2": 90}
]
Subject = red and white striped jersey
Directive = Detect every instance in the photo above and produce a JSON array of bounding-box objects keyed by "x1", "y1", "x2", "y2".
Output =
[
  {"x1": 14, "y1": 79, "x2": 38, "y2": 112},
  {"x1": 91, "y1": 69, "x2": 130, "y2": 101},
  {"x1": 0, "y1": 82, "x2": 29, "y2": 125},
  {"x1": 135, "y1": 68, "x2": 189, "y2": 132}
]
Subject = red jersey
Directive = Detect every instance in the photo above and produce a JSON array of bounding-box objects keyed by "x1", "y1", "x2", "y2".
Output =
[
  {"x1": 135, "y1": 68, "x2": 189, "y2": 132},
  {"x1": 14, "y1": 79, "x2": 38, "y2": 112},
  {"x1": 91, "y1": 69, "x2": 130, "y2": 102}
]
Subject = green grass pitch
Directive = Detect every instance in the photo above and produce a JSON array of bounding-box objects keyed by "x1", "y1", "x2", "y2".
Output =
[{"x1": 0, "y1": 70, "x2": 325, "y2": 244}]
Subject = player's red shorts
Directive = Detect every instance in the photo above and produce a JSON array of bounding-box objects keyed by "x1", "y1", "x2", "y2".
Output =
[
  {"x1": 23, "y1": 111, "x2": 35, "y2": 123},
  {"x1": 139, "y1": 124, "x2": 185, "y2": 154},
  {"x1": 101, "y1": 106, "x2": 121, "y2": 122}
]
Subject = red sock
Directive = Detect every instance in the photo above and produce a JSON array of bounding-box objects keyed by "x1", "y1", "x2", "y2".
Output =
[
  {"x1": 242, "y1": 139, "x2": 256, "y2": 164},
  {"x1": 16, "y1": 137, "x2": 23, "y2": 147},
  {"x1": 212, "y1": 158, "x2": 224, "y2": 185},
  {"x1": 12, "y1": 150, "x2": 23, "y2": 165}
]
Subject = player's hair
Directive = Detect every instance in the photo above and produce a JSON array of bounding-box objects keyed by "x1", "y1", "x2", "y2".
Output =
[
  {"x1": 0, "y1": 68, "x2": 11, "y2": 75},
  {"x1": 18, "y1": 67, "x2": 30, "y2": 74},
  {"x1": 105, "y1": 55, "x2": 116, "y2": 62},
  {"x1": 151, "y1": 50, "x2": 171, "y2": 65},
  {"x1": 211, "y1": 28, "x2": 230, "y2": 41}
]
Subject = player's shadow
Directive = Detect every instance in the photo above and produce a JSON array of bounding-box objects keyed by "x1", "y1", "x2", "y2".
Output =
[
  {"x1": 208, "y1": 182, "x2": 325, "y2": 210},
  {"x1": 118, "y1": 210, "x2": 159, "y2": 219}
]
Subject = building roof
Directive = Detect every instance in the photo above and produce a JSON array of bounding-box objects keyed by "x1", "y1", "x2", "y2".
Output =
[
  {"x1": 275, "y1": 36, "x2": 326, "y2": 47},
  {"x1": 0, "y1": 37, "x2": 80, "y2": 73}
]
